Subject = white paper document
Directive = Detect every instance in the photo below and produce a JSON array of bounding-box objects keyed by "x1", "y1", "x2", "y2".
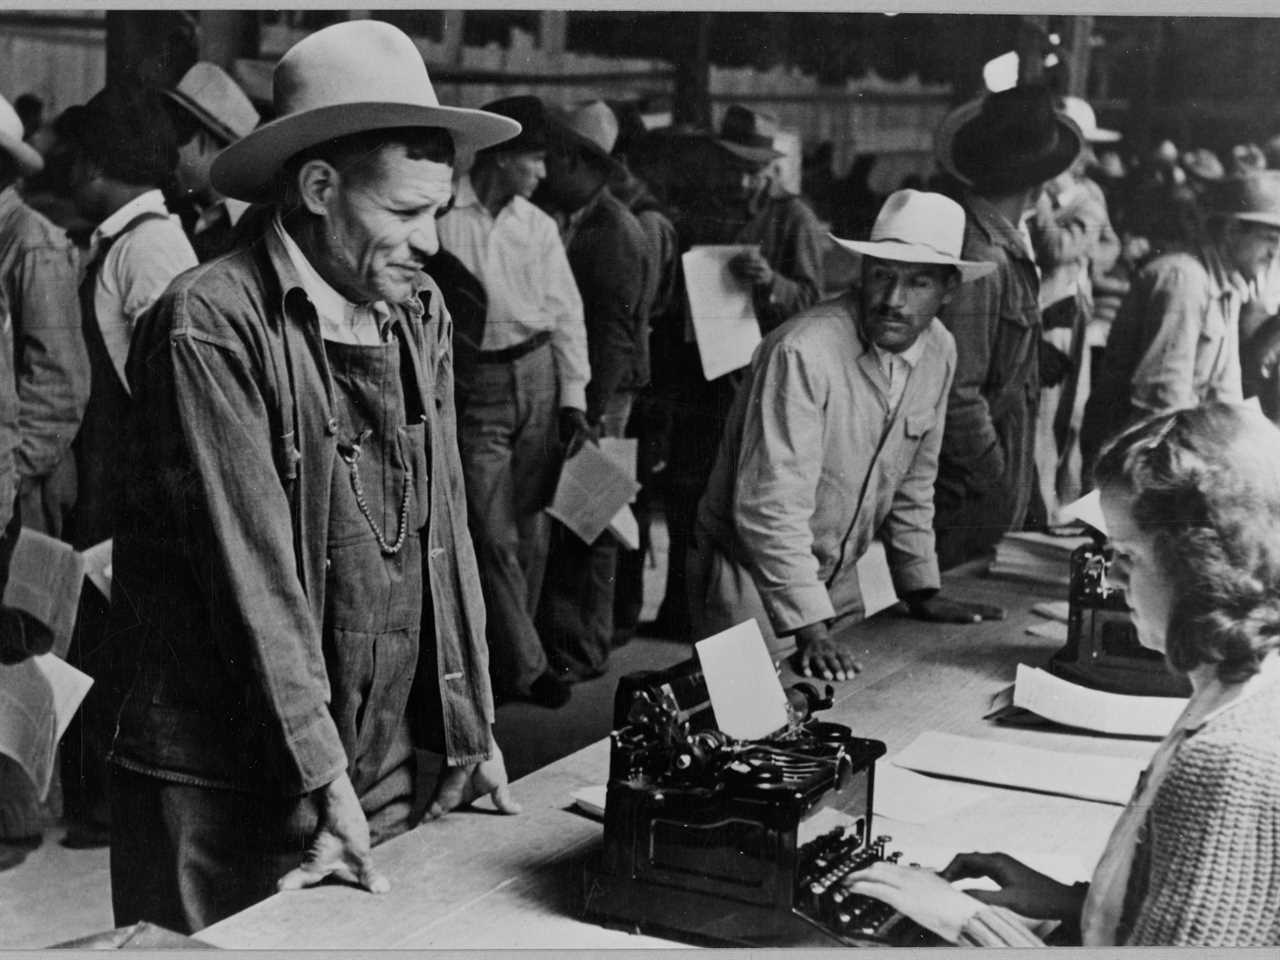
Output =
[
  {"x1": 855, "y1": 540, "x2": 899, "y2": 617},
  {"x1": 872, "y1": 764, "x2": 996, "y2": 824},
  {"x1": 606, "y1": 505, "x2": 640, "y2": 551},
  {"x1": 1060, "y1": 489, "x2": 1108, "y2": 535},
  {"x1": 547, "y1": 443, "x2": 641, "y2": 544},
  {"x1": 570, "y1": 783, "x2": 607, "y2": 819},
  {"x1": 892, "y1": 731, "x2": 1152, "y2": 806},
  {"x1": 1013, "y1": 663, "x2": 1186, "y2": 738},
  {"x1": 682, "y1": 245, "x2": 761, "y2": 381},
  {"x1": 0, "y1": 654, "x2": 93, "y2": 799},
  {"x1": 695, "y1": 619, "x2": 788, "y2": 741}
]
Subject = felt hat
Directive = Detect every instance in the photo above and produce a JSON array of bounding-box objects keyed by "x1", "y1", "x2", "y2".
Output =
[
  {"x1": 1205, "y1": 170, "x2": 1280, "y2": 229},
  {"x1": 1182, "y1": 147, "x2": 1225, "y2": 183},
  {"x1": 476, "y1": 96, "x2": 550, "y2": 155},
  {"x1": 935, "y1": 85, "x2": 1083, "y2": 194},
  {"x1": 829, "y1": 189, "x2": 997, "y2": 283},
  {"x1": 0, "y1": 93, "x2": 44, "y2": 176},
  {"x1": 1059, "y1": 96, "x2": 1120, "y2": 144},
  {"x1": 211, "y1": 20, "x2": 520, "y2": 203},
  {"x1": 165, "y1": 61, "x2": 260, "y2": 145},
  {"x1": 715, "y1": 104, "x2": 784, "y2": 165},
  {"x1": 1230, "y1": 142, "x2": 1267, "y2": 176},
  {"x1": 548, "y1": 100, "x2": 623, "y2": 174}
]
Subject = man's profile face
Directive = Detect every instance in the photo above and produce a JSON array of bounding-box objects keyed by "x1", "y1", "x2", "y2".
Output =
[
  {"x1": 859, "y1": 257, "x2": 959, "y2": 353},
  {"x1": 1221, "y1": 220, "x2": 1280, "y2": 282},
  {"x1": 496, "y1": 149, "x2": 546, "y2": 200},
  {"x1": 318, "y1": 143, "x2": 454, "y2": 304},
  {"x1": 175, "y1": 128, "x2": 220, "y2": 202}
]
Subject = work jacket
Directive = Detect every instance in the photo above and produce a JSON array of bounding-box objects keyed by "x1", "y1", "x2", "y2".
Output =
[
  {"x1": 109, "y1": 221, "x2": 492, "y2": 795},
  {"x1": 696, "y1": 294, "x2": 953, "y2": 635}
]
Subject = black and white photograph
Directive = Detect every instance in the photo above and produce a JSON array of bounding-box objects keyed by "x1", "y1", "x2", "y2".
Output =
[{"x1": 0, "y1": 4, "x2": 1277, "y2": 951}]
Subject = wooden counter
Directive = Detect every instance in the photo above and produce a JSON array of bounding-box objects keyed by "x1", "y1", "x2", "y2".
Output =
[{"x1": 201, "y1": 573, "x2": 1155, "y2": 950}]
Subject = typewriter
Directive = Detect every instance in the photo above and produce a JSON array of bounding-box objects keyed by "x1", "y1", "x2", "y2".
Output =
[
  {"x1": 582, "y1": 658, "x2": 932, "y2": 947},
  {"x1": 1048, "y1": 540, "x2": 1190, "y2": 698}
]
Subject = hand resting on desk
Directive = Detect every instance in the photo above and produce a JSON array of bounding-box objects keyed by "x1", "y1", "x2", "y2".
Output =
[
  {"x1": 278, "y1": 771, "x2": 391, "y2": 896},
  {"x1": 427, "y1": 735, "x2": 523, "y2": 819},
  {"x1": 905, "y1": 591, "x2": 1005, "y2": 624},
  {"x1": 791, "y1": 621, "x2": 862, "y2": 683}
]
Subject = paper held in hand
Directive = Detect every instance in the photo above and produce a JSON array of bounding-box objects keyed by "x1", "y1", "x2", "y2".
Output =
[
  {"x1": 2, "y1": 527, "x2": 86, "y2": 657},
  {"x1": 682, "y1": 245, "x2": 762, "y2": 381},
  {"x1": 547, "y1": 442, "x2": 641, "y2": 545},
  {"x1": 0, "y1": 654, "x2": 93, "y2": 799}
]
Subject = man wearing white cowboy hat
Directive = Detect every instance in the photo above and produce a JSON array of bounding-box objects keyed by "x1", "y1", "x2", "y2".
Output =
[
  {"x1": 690, "y1": 190, "x2": 1005, "y2": 683},
  {"x1": 1083, "y1": 170, "x2": 1280, "y2": 472},
  {"x1": 162, "y1": 61, "x2": 261, "y2": 261},
  {"x1": 105, "y1": 21, "x2": 523, "y2": 933},
  {"x1": 930, "y1": 83, "x2": 1083, "y2": 568}
]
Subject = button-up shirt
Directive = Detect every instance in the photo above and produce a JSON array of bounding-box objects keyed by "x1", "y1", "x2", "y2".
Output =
[
  {"x1": 89, "y1": 189, "x2": 197, "y2": 390},
  {"x1": 872, "y1": 335, "x2": 925, "y2": 417},
  {"x1": 697, "y1": 293, "x2": 955, "y2": 634},
  {"x1": 271, "y1": 214, "x2": 391, "y2": 345},
  {"x1": 437, "y1": 175, "x2": 589, "y2": 409}
]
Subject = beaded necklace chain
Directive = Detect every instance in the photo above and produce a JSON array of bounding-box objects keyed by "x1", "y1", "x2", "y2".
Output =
[{"x1": 338, "y1": 427, "x2": 412, "y2": 556}]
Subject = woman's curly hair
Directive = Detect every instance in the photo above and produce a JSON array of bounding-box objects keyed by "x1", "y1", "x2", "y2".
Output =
[{"x1": 1093, "y1": 402, "x2": 1280, "y2": 682}]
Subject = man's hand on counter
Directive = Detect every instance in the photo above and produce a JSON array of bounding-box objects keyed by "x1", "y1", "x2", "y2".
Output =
[
  {"x1": 278, "y1": 771, "x2": 390, "y2": 895},
  {"x1": 905, "y1": 590, "x2": 1005, "y2": 624},
  {"x1": 792, "y1": 621, "x2": 862, "y2": 683},
  {"x1": 426, "y1": 735, "x2": 523, "y2": 819}
]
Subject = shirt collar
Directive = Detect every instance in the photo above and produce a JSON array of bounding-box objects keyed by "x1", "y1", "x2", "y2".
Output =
[
  {"x1": 1182, "y1": 650, "x2": 1280, "y2": 733},
  {"x1": 453, "y1": 173, "x2": 536, "y2": 224},
  {"x1": 0, "y1": 185, "x2": 20, "y2": 219},
  {"x1": 1201, "y1": 244, "x2": 1250, "y2": 302},
  {"x1": 92, "y1": 189, "x2": 170, "y2": 246},
  {"x1": 269, "y1": 213, "x2": 392, "y2": 341}
]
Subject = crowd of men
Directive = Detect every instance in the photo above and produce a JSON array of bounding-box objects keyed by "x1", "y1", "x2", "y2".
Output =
[{"x1": 1, "y1": 16, "x2": 1279, "y2": 936}]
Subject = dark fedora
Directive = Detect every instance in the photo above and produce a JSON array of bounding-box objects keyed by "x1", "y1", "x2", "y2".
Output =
[
  {"x1": 477, "y1": 95, "x2": 549, "y2": 156},
  {"x1": 935, "y1": 85, "x2": 1083, "y2": 195},
  {"x1": 714, "y1": 104, "x2": 783, "y2": 165},
  {"x1": 1205, "y1": 170, "x2": 1280, "y2": 229}
]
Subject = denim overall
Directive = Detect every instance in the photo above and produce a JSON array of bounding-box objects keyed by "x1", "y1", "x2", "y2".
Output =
[{"x1": 323, "y1": 337, "x2": 428, "y2": 840}]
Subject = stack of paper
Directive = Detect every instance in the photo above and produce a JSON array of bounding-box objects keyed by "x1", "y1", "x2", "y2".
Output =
[
  {"x1": 2, "y1": 528, "x2": 86, "y2": 656},
  {"x1": 892, "y1": 731, "x2": 1152, "y2": 806},
  {"x1": 547, "y1": 443, "x2": 641, "y2": 545},
  {"x1": 1008, "y1": 664, "x2": 1185, "y2": 738},
  {"x1": 988, "y1": 531, "x2": 1091, "y2": 587}
]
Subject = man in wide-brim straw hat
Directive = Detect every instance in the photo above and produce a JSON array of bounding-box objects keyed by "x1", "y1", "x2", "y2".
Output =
[
  {"x1": 1083, "y1": 170, "x2": 1280, "y2": 471},
  {"x1": 929, "y1": 83, "x2": 1083, "y2": 569},
  {"x1": 106, "y1": 20, "x2": 523, "y2": 933},
  {"x1": 690, "y1": 190, "x2": 1005, "y2": 683}
]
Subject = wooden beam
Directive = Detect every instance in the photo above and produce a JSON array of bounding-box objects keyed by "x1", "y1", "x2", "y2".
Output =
[
  {"x1": 198, "y1": 11, "x2": 259, "y2": 71},
  {"x1": 673, "y1": 12, "x2": 711, "y2": 128},
  {"x1": 441, "y1": 9, "x2": 465, "y2": 66},
  {"x1": 1060, "y1": 15, "x2": 1094, "y2": 98},
  {"x1": 539, "y1": 11, "x2": 567, "y2": 55},
  {"x1": 1016, "y1": 14, "x2": 1049, "y2": 86}
]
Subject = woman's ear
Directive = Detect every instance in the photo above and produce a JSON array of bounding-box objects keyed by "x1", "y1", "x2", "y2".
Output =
[{"x1": 294, "y1": 158, "x2": 340, "y2": 217}]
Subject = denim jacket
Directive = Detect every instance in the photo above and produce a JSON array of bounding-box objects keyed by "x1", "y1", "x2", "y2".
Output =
[{"x1": 110, "y1": 221, "x2": 493, "y2": 795}]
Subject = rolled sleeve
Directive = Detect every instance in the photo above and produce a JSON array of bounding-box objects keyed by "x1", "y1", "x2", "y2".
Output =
[
  {"x1": 733, "y1": 341, "x2": 834, "y2": 633},
  {"x1": 169, "y1": 317, "x2": 346, "y2": 793}
]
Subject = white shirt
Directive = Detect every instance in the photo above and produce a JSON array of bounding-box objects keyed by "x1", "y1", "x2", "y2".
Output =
[
  {"x1": 271, "y1": 214, "x2": 391, "y2": 346},
  {"x1": 872, "y1": 332, "x2": 927, "y2": 417},
  {"x1": 437, "y1": 174, "x2": 590, "y2": 410},
  {"x1": 90, "y1": 189, "x2": 197, "y2": 390}
]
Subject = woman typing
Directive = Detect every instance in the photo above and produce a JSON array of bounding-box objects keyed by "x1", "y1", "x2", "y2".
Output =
[{"x1": 847, "y1": 402, "x2": 1280, "y2": 946}]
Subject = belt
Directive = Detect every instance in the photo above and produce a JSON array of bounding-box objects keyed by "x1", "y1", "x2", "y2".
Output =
[{"x1": 477, "y1": 330, "x2": 553, "y2": 364}]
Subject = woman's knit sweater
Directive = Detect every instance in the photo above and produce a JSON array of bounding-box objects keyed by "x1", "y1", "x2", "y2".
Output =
[{"x1": 960, "y1": 668, "x2": 1280, "y2": 947}]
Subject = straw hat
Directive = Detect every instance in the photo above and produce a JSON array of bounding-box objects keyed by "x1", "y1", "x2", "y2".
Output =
[
  {"x1": 0, "y1": 93, "x2": 44, "y2": 176},
  {"x1": 1206, "y1": 170, "x2": 1280, "y2": 229},
  {"x1": 830, "y1": 189, "x2": 996, "y2": 283},
  {"x1": 211, "y1": 20, "x2": 520, "y2": 203},
  {"x1": 165, "y1": 62, "x2": 260, "y2": 145},
  {"x1": 1059, "y1": 96, "x2": 1120, "y2": 144}
]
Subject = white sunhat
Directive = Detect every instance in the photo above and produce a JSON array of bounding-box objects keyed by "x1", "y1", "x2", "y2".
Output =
[
  {"x1": 1059, "y1": 96, "x2": 1121, "y2": 144},
  {"x1": 0, "y1": 93, "x2": 44, "y2": 176},
  {"x1": 211, "y1": 20, "x2": 521, "y2": 203},
  {"x1": 830, "y1": 189, "x2": 997, "y2": 283}
]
